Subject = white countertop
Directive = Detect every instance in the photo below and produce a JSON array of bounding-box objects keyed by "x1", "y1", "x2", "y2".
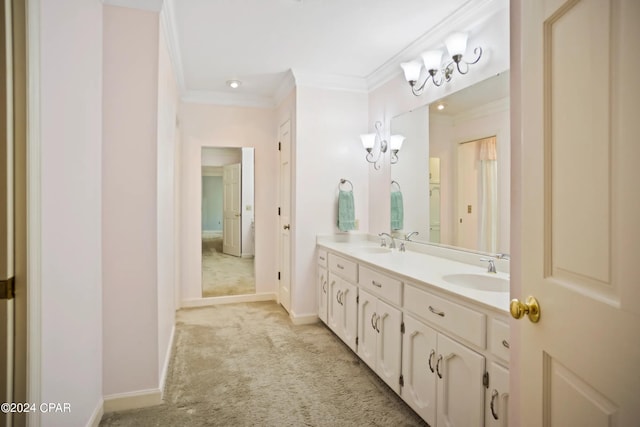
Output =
[{"x1": 317, "y1": 235, "x2": 510, "y2": 314}]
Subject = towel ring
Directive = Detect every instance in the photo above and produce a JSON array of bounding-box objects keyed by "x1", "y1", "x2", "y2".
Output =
[
  {"x1": 391, "y1": 180, "x2": 401, "y2": 191},
  {"x1": 339, "y1": 179, "x2": 353, "y2": 192}
]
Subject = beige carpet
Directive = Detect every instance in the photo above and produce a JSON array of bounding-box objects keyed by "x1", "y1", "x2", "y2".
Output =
[
  {"x1": 202, "y1": 236, "x2": 255, "y2": 297},
  {"x1": 100, "y1": 302, "x2": 426, "y2": 427}
]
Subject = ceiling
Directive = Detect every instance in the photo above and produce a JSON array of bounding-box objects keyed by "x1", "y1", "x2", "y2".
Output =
[{"x1": 163, "y1": 0, "x2": 475, "y2": 106}]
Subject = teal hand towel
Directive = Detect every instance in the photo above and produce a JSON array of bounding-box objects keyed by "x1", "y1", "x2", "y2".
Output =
[
  {"x1": 337, "y1": 190, "x2": 355, "y2": 231},
  {"x1": 390, "y1": 191, "x2": 404, "y2": 230}
]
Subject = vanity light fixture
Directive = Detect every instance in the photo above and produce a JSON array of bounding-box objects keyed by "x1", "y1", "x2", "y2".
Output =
[
  {"x1": 226, "y1": 80, "x2": 242, "y2": 89},
  {"x1": 400, "y1": 31, "x2": 482, "y2": 97},
  {"x1": 360, "y1": 121, "x2": 405, "y2": 169}
]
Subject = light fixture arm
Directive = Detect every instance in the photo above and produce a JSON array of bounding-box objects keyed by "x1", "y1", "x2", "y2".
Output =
[
  {"x1": 362, "y1": 121, "x2": 388, "y2": 170},
  {"x1": 446, "y1": 46, "x2": 483, "y2": 76}
]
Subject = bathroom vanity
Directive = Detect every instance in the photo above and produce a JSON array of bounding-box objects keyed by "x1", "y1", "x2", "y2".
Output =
[{"x1": 317, "y1": 235, "x2": 510, "y2": 427}]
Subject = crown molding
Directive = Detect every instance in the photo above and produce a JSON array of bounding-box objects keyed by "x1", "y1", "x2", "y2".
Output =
[
  {"x1": 102, "y1": 0, "x2": 164, "y2": 12},
  {"x1": 292, "y1": 70, "x2": 368, "y2": 93},
  {"x1": 366, "y1": 0, "x2": 507, "y2": 93},
  {"x1": 273, "y1": 70, "x2": 296, "y2": 107},
  {"x1": 181, "y1": 90, "x2": 275, "y2": 109},
  {"x1": 160, "y1": 0, "x2": 186, "y2": 93}
]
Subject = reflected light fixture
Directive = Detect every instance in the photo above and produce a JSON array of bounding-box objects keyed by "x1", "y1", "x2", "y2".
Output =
[
  {"x1": 400, "y1": 32, "x2": 482, "y2": 96},
  {"x1": 226, "y1": 80, "x2": 242, "y2": 89},
  {"x1": 360, "y1": 121, "x2": 405, "y2": 170}
]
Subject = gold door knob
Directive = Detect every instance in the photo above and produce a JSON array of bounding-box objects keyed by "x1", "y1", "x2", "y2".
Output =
[{"x1": 510, "y1": 296, "x2": 541, "y2": 323}]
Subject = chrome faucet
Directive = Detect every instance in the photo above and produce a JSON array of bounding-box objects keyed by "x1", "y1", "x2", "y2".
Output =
[
  {"x1": 480, "y1": 257, "x2": 497, "y2": 273},
  {"x1": 405, "y1": 231, "x2": 419, "y2": 241},
  {"x1": 378, "y1": 232, "x2": 396, "y2": 249}
]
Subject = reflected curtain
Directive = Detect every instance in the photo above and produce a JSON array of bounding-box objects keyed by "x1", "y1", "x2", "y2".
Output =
[{"x1": 479, "y1": 137, "x2": 497, "y2": 253}]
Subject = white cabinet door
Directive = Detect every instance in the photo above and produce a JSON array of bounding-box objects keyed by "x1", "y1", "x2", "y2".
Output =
[
  {"x1": 340, "y1": 280, "x2": 358, "y2": 352},
  {"x1": 327, "y1": 273, "x2": 341, "y2": 334},
  {"x1": 318, "y1": 266, "x2": 328, "y2": 324},
  {"x1": 437, "y1": 333, "x2": 485, "y2": 427},
  {"x1": 328, "y1": 274, "x2": 357, "y2": 351},
  {"x1": 486, "y1": 362, "x2": 509, "y2": 427},
  {"x1": 402, "y1": 314, "x2": 437, "y2": 426},
  {"x1": 357, "y1": 289, "x2": 377, "y2": 370},
  {"x1": 376, "y1": 298, "x2": 401, "y2": 393}
]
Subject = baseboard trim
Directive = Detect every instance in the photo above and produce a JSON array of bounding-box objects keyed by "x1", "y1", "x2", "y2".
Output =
[
  {"x1": 181, "y1": 292, "x2": 277, "y2": 308},
  {"x1": 202, "y1": 230, "x2": 222, "y2": 239},
  {"x1": 290, "y1": 312, "x2": 320, "y2": 325},
  {"x1": 86, "y1": 400, "x2": 104, "y2": 427},
  {"x1": 103, "y1": 388, "x2": 163, "y2": 413},
  {"x1": 159, "y1": 325, "x2": 176, "y2": 398}
]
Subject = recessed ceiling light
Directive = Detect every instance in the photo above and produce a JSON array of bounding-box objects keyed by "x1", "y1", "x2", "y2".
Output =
[
  {"x1": 227, "y1": 80, "x2": 241, "y2": 89},
  {"x1": 436, "y1": 102, "x2": 446, "y2": 111}
]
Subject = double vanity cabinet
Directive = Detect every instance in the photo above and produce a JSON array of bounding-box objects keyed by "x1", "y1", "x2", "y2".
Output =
[{"x1": 317, "y1": 238, "x2": 511, "y2": 427}]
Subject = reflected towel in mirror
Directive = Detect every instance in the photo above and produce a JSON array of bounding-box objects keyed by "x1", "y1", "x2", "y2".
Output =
[
  {"x1": 337, "y1": 190, "x2": 356, "y2": 231},
  {"x1": 391, "y1": 191, "x2": 404, "y2": 230}
]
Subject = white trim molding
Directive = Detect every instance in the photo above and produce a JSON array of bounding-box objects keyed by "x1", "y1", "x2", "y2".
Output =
[
  {"x1": 159, "y1": 0, "x2": 186, "y2": 93},
  {"x1": 181, "y1": 292, "x2": 277, "y2": 309},
  {"x1": 103, "y1": 388, "x2": 163, "y2": 413},
  {"x1": 292, "y1": 69, "x2": 368, "y2": 93},
  {"x1": 159, "y1": 325, "x2": 175, "y2": 398},
  {"x1": 86, "y1": 401, "x2": 104, "y2": 427},
  {"x1": 26, "y1": 0, "x2": 42, "y2": 426},
  {"x1": 101, "y1": 0, "x2": 163, "y2": 12},
  {"x1": 289, "y1": 312, "x2": 319, "y2": 326}
]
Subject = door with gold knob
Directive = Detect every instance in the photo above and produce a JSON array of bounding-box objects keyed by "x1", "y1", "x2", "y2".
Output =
[{"x1": 515, "y1": 0, "x2": 640, "y2": 424}]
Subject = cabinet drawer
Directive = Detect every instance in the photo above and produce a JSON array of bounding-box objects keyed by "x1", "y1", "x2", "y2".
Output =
[
  {"x1": 359, "y1": 266, "x2": 402, "y2": 306},
  {"x1": 328, "y1": 253, "x2": 357, "y2": 283},
  {"x1": 317, "y1": 249, "x2": 328, "y2": 267},
  {"x1": 489, "y1": 318, "x2": 510, "y2": 362},
  {"x1": 404, "y1": 284, "x2": 486, "y2": 348}
]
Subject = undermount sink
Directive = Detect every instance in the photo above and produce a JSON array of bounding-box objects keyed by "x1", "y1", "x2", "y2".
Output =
[
  {"x1": 442, "y1": 273, "x2": 509, "y2": 292},
  {"x1": 353, "y1": 246, "x2": 392, "y2": 254}
]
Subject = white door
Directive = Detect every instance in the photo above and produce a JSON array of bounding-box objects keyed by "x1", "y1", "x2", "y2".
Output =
[
  {"x1": 516, "y1": 0, "x2": 640, "y2": 425},
  {"x1": 278, "y1": 120, "x2": 291, "y2": 312},
  {"x1": 222, "y1": 163, "x2": 241, "y2": 257},
  {"x1": 456, "y1": 140, "x2": 479, "y2": 250}
]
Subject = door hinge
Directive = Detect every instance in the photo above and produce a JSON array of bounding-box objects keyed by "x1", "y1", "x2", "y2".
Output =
[
  {"x1": 278, "y1": 141, "x2": 281, "y2": 151},
  {"x1": 356, "y1": 337, "x2": 358, "y2": 346},
  {"x1": 399, "y1": 375, "x2": 404, "y2": 387},
  {"x1": 356, "y1": 295, "x2": 359, "y2": 304},
  {"x1": 278, "y1": 271, "x2": 281, "y2": 280},
  {"x1": 278, "y1": 207, "x2": 281, "y2": 216},
  {"x1": 0, "y1": 277, "x2": 15, "y2": 300},
  {"x1": 401, "y1": 321, "x2": 405, "y2": 334},
  {"x1": 483, "y1": 371, "x2": 489, "y2": 389}
]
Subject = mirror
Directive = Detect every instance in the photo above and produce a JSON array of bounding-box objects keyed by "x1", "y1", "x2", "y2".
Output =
[
  {"x1": 201, "y1": 147, "x2": 255, "y2": 297},
  {"x1": 390, "y1": 71, "x2": 510, "y2": 254}
]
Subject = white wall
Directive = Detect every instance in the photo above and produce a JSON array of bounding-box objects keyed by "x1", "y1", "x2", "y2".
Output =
[
  {"x1": 368, "y1": 2, "x2": 510, "y2": 234},
  {"x1": 156, "y1": 21, "x2": 178, "y2": 392},
  {"x1": 39, "y1": 0, "x2": 103, "y2": 425},
  {"x1": 293, "y1": 86, "x2": 369, "y2": 318},
  {"x1": 102, "y1": 5, "x2": 160, "y2": 396},
  {"x1": 179, "y1": 103, "x2": 277, "y2": 303}
]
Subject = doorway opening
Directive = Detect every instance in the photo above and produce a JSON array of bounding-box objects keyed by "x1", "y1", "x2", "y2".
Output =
[{"x1": 201, "y1": 147, "x2": 255, "y2": 297}]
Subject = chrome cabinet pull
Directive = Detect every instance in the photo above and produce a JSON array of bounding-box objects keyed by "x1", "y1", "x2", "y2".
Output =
[
  {"x1": 336, "y1": 290, "x2": 342, "y2": 305},
  {"x1": 375, "y1": 314, "x2": 380, "y2": 333},
  {"x1": 371, "y1": 313, "x2": 377, "y2": 330},
  {"x1": 436, "y1": 355, "x2": 443, "y2": 379},
  {"x1": 319, "y1": 256, "x2": 325, "y2": 261},
  {"x1": 490, "y1": 389, "x2": 499, "y2": 420},
  {"x1": 371, "y1": 280, "x2": 382, "y2": 288},
  {"x1": 428, "y1": 349, "x2": 436, "y2": 373},
  {"x1": 502, "y1": 339, "x2": 510, "y2": 349},
  {"x1": 428, "y1": 306, "x2": 445, "y2": 317},
  {"x1": 336, "y1": 264, "x2": 344, "y2": 270}
]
